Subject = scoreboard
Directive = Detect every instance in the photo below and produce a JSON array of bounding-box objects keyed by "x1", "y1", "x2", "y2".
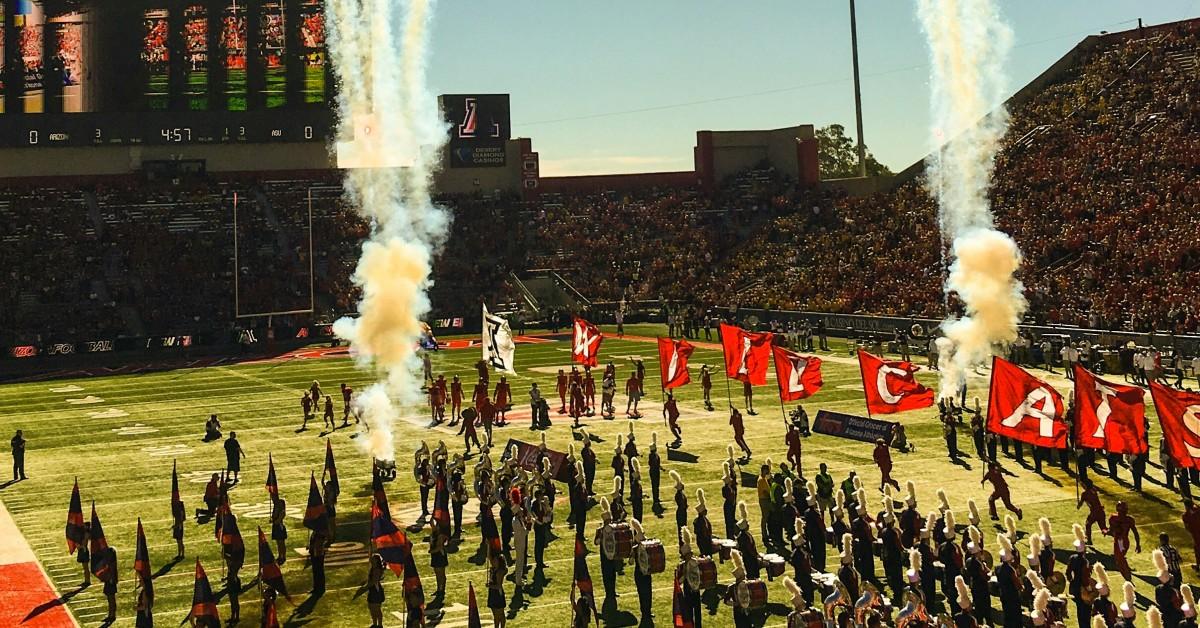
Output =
[
  {"x1": 0, "y1": 110, "x2": 334, "y2": 147},
  {"x1": 440, "y1": 94, "x2": 512, "y2": 168}
]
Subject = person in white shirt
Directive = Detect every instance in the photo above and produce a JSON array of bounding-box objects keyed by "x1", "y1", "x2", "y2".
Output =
[
  {"x1": 1040, "y1": 339, "x2": 1055, "y2": 373},
  {"x1": 1060, "y1": 344, "x2": 1073, "y2": 379},
  {"x1": 1192, "y1": 355, "x2": 1200, "y2": 389}
]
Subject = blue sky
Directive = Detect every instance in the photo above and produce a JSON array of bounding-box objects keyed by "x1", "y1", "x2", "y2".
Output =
[{"x1": 424, "y1": 0, "x2": 1199, "y2": 176}]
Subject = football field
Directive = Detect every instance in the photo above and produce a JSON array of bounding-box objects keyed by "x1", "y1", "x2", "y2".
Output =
[{"x1": 0, "y1": 324, "x2": 1191, "y2": 627}]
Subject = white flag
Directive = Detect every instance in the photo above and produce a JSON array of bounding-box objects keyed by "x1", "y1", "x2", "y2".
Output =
[{"x1": 482, "y1": 304, "x2": 516, "y2": 373}]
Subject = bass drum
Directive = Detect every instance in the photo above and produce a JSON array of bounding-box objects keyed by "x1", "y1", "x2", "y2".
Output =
[
  {"x1": 738, "y1": 579, "x2": 768, "y2": 610},
  {"x1": 641, "y1": 539, "x2": 666, "y2": 574},
  {"x1": 696, "y1": 557, "x2": 718, "y2": 590}
]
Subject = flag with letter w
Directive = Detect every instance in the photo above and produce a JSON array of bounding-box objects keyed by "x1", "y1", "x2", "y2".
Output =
[{"x1": 482, "y1": 304, "x2": 516, "y2": 373}]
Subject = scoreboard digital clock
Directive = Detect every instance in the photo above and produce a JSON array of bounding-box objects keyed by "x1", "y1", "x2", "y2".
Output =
[{"x1": 0, "y1": 110, "x2": 335, "y2": 148}]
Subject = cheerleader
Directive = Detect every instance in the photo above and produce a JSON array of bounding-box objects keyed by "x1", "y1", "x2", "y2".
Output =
[
  {"x1": 486, "y1": 549, "x2": 507, "y2": 628},
  {"x1": 362, "y1": 554, "x2": 386, "y2": 628},
  {"x1": 271, "y1": 496, "x2": 287, "y2": 564}
]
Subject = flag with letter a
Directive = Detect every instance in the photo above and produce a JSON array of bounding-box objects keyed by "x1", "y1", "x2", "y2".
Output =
[
  {"x1": 772, "y1": 345, "x2": 823, "y2": 402},
  {"x1": 986, "y1": 356, "x2": 1067, "y2": 448},
  {"x1": 658, "y1": 337, "x2": 695, "y2": 389},
  {"x1": 1149, "y1": 381, "x2": 1200, "y2": 469},
  {"x1": 857, "y1": 349, "x2": 934, "y2": 414},
  {"x1": 482, "y1": 304, "x2": 516, "y2": 373},
  {"x1": 572, "y1": 316, "x2": 603, "y2": 368},
  {"x1": 1073, "y1": 364, "x2": 1146, "y2": 454},
  {"x1": 720, "y1": 323, "x2": 773, "y2": 385}
]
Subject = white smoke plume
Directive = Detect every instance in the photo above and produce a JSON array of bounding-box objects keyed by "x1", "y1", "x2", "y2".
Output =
[
  {"x1": 328, "y1": 0, "x2": 449, "y2": 463},
  {"x1": 917, "y1": 0, "x2": 1027, "y2": 399}
]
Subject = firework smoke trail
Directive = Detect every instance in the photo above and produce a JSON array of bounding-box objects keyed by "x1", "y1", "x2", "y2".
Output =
[
  {"x1": 917, "y1": 0, "x2": 1027, "y2": 399},
  {"x1": 328, "y1": 0, "x2": 448, "y2": 463}
]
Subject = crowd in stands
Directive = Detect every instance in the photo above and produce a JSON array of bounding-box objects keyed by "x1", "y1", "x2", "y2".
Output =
[{"x1": 2, "y1": 21, "x2": 1198, "y2": 350}]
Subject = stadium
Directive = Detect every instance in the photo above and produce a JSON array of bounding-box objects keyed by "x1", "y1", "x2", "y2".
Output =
[{"x1": 0, "y1": 1, "x2": 1198, "y2": 627}]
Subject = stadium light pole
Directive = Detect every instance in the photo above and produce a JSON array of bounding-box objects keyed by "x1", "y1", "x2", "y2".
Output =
[{"x1": 849, "y1": 0, "x2": 868, "y2": 178}]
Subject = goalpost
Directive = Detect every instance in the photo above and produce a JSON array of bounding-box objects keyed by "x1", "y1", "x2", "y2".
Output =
[{"x1": 232, "y1": 189, "x2": 317, "y2": 321}]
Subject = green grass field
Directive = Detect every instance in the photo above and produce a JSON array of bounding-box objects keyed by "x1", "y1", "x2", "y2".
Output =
[{"x1": 0, "y1": 324, "x2": 1191, "y2": 627}]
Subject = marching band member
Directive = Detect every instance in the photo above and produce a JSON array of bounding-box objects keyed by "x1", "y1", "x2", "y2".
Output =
[
  {"x1": 781, "y1": 478, "x2": 800, "y2": 543},
  {"x1": 570, "y1": 461, "x2": 588, "y2": 544},
  {"x1": 939, "y1": 510, "x2": 964, "y2": 604},
  {"x1": 901, "y1": 481, "x2": 922, "y2": 548},
  {"x1": 906, "y1": 548, "x2": 926, "y2": 606},
  {"x1": 671, "y1": 470, "x2": 688, "y2": 536},
  {"x1": 629, "y1": 458, "x2": 645, "y2": 522},
  {"x1": 964, "y1": 525, "x2": 992, "y2": 625},
  {"x1": 511, "y1": 479, "x2": 530, "y2": 591},
  {"x1": 803, "y1": 480, "x2": 827, "y2": 572},
  {"x1": 648, "y1": 432, "x2": 662, "y2": 508},
  {"x1": 1180, "y1": 584, "x2": 1197, "y2": 628},
  {"x1": 723, "y1": 461, "x2": 740, "y2": 539},
  {"x1": 837, "y1": 532, "x2": 861, "y2": 602},
  {"x1": 953, "y1": 575, "x2": 978, "y2": 628},
  {"x1": 1154, "y1": 549, "x2": 1183, "y2": 627},
  {"x1": 934, "y1": 489, "x2": 951, "y2": 546},
  {"x1": 1091, "y1": 563, "x2": 1118, "y2": 626},
  {"x1": 996, "y1": 532, "x2": 1024, "y2": 627},
  {"x1": 415, "y1": 442, "x2": 432, "y2": 518},
  {"x1": 624, "y1": 421, "x2": 639, "y2": 461},
  {"x1": 1038, "y1": 517, "x2": 1057, "y2": 581},
  {"x1": 963, "y1": 499, "x2": 982, "y2": 557},
  {"x1": 677, "y1": 528, "x2": 704, "y2": 628},
  {"x1": 630, "y1": 519, "x2": 654, "y2": 623},
  {"x1": 724, "y1": 549, "x2": 754, "y2": 628},
  {"x1": 1067, "y1": 524, "x2": 1092, "y2": 628},
  {"x1": 880, "y1": 496, "x2": 906, "y2": 600},
  {"x1": 532, "y1": 485, "x2": 553, "y2": 571},
  {"x1": 609, "y1": 475, "x2": 627, "y2": 523},
  {"x1": 783, "y1": 575, "x2": 818, "y2": 628},
  {"x1": 594, "y1": 497, "x2": 619, "y2": 606},
  {"x1": 1030, "y1": 588, "x2": 1056, "y2": 627},
  {"x1": 580, "y1": 432, "x2": 597, "y2": 496},
  {"x1": 1115, "y1": 581, "x2": 1137, "y2": 628},
  {"x1": 830, "y1": 492, "x2": 849, "y2": 553},
  {"x1": 451, "y1": 455, "x2": 468, "y2": 539},
  {"x1": 735, "y1": 501, "x2": 762, "y2": 579},
  {"x1": 851, "y1": 490, "x2": 877, "y2": 586},
  {"x1": 1004, "y1": 514, "x2": 1022, "y2": 568},
  {"x1": 917, "y1": 512, "x2": 940, "y2": 611},
  {"x1": 611, "y1": 436, "x2": 626, "y2": 481},
  {"x1": 693, "y1": 488, "x2": 714, "y2": 557},
  {"x1": 788, "y1": 517, "x2": 815, "y2": 606}
]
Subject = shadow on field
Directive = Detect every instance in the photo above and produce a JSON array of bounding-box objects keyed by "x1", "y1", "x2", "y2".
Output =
[
  {"x1": 153, "y1": 556, "x2": 183, "y2": 578},
  {"x1": 667, "y1": 450, "x2": 699, "y2": 464},
  {"x1": 21, "y1": 584, "x2": 83, "y2": 623}
]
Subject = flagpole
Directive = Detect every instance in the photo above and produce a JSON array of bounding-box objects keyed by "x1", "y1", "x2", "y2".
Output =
[{"x1": 857, "y1": 349, "x2": 874, "y2": 420}]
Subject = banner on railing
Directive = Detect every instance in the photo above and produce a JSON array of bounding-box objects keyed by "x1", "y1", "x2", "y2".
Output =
[{"x1": 812, "y1": 410, "x2": 899, "y2": 446}]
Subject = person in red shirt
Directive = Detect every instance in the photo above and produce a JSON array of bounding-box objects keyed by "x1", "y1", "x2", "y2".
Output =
[
  {"x1": 1077, "y1": 478, "x2": 1107, "y2": 544},
  {"x1": 625, "y1": 373, "x2": 643, "y2": 418},
  {"x1": 1182, "y1": 499, "x2": 1200, "y2": 570},
  {"x1": 1105, "y1": 501, "x2": 1140, "y2": 581},
  {"x1": 340, "y1": 383, "x2": 355, "y2": 425},
  {"x1": 429, "y1": 377, "x2": 446, "y2": 424},
  {"x1": 493, "y1": 376, "x2": 511, "y2": 426},
  {"x1": 478, "y1": 398, "x2": 496, "y2": 448},
  {"x1": 301, "y1": 393, "x2": 313, "y2": 431},
  {"x1": 729, "y1": 407, "x2": 750, "y2": 459},
  {"x1": 785, "y1": 422, "x2": 803, "y2": 473},
  {"x1": 569, "y1": 380, "x2": 586, "y2": 428},
  {"x1": 449, "y1": 375, "x2": 463, "y2": 426},
  {"x1": 556, "y1": 369, "x2": 568, "y2": 414},
  {"x1": 663, "y1": 392, "x2": 682, "y2": 448},
  {"x1": 982, "y1": 462, "x2": 1022, "y2": 520},
  {"x1": 874, "y1": 439, "x2": 900, "y2": 492},
  {"x1": 472, "y1": 379, "x2": 488, "y2": 414},
  {"x1": 457, "y1": 407, "x2": 480, "y2": 454},
  {"x1": 583, "y1": 368, "x2": 596, "y2": 415},
  {"x1": 701, "y1": 365, "x2": 714, "y2": 411}
]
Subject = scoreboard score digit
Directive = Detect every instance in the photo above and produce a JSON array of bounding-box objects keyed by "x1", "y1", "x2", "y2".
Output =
[{"x1": 440, "y1": 94, "x2": 511, "y2": 168}]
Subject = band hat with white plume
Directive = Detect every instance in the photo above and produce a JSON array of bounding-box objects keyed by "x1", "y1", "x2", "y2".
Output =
[
  {"x1": 905, "y1": 481, "x2": 917, "y2": 507},
  {"x1": 696, "y1": 488, "x2": 707, "y2": 514},
  {"x1": 921, "y1": 511, "x2": 937, "y2": 539},
  {"x1": 1028, "y1": 535, "x2": 1042, "y2": 566},
  {"x1": 680, "y1": 526, "x2": 694, "y2": 558},
  {"x1": 1072, "y1": 523, "x2": 1087, "y2": 553},
  {"x1": 906, "y1": 548, "x2": 921, "y2": 582},
  {"x1": 612, "y1": 475, "x2": 623, "y2": 495},
  {"x1": 600, "y1": 496, "x2": 612, "y2": 522},
  {"x1": 1092, "y1": 563, "x2": 1110, "y2": 596},
  {"x1": 967, "y1": 525, "x2": 982, "y2": 554},
  {"x1": 1092, "y1": 616, "x2": 1109, "y2": 628},
  {"x1": 1119, "y1": 581, "x2": 1136, "y2": 618},
  {"x1": 806, "y1": 480, "x2": 818, "y2": 506},
  {"x1": 1038, "y1": 517, "x2": 1053, "y2": 548},
  {"x1": 731, "y1": 548, "x2": 747, "y2": 579},
  {"x1": 792, "y1": 517, "x2": 806, "y2": 546},
  {"x1": 540, "y1": 432, "x2": 547, "y2": 449},
  {"x1": 937, "y1": 488, "x2": 950, "y2": 513},
  {"x1": 650, "y1": 431, "x2": 658, "y2": 450},
  {"x1": 575, "y1": 461, "x2": 585, "y2": 482},
  {"x1": 1147, "y1": 606, "x2": 1163, "y2": 628},
  {"x1": 671, "y1": 469, "x2": 685, "y2": 491},
  {"x1": 615, "y1": 434, "x2": 623, "y2": 452},
  {"x1": 855, "y1": 489, "x2": 868, "y2": 515},
  {"x1": 631, "y1": 457, "x2": 641, "y2": 478},
  {"x1": 883, "y1": 484, "x2": 894, "y2": 503},
  {"x1": 1153, "y1": 548, "x2": 1171, "y2": 583},
  {"x1": 783, "y1": 576, "x2": 806, "y2": 609},
  {"x1": 1030, "y1": 588, "x2": 1051, "y2": 626},
  {"x1": 1026, "y1": 568, "x2": 1046, "y2": 591},
  {"x1": 840, "y1": 533, "x2": 853, "y2": 564},
  {"x1": 723, "y1": 461, "x2": 733, "y2": 483},
  {"x1": 737, "y1": 501, "x2": 750, "y2": 531},
  {"x1": 955, "y1": 574, "x2": 972, "y2": 610},
  {"x1": 967, "y1": 499, "x2": 981, "y2": 526},
  {"x1": 881, "y1": 496, "x2": 896, "y2": 524},
  {"x1": 630, "y1": 518, "x2": 645, "y2": 542},
  {"x1": 580, "y1": 430, "x2": 591, "y2": 447},
  {"x1": 1004, "y1": 514, "x2": 1017, "y2": 541},
  {"x1": 998, "y1": 533, "x2": 1015, "y2": 563},
  {"x1": 628, "y1": 420, "x2": 635, "y2": 438},
  {"x1": 784, "y1": 478, "x2": 794, "y2": 503},
  {"x1": 943, "y1": 510, "x2": 957, "y2": 538},
  {"x1": 1182, "y1": 584, "x2": 1196, "y2": 618},
  {"x1": 833, "y1": 491, "x2": 845, "y2": 518},
  {"x1": 726, "y1": 444, "x2": 735, "y2": 463}
]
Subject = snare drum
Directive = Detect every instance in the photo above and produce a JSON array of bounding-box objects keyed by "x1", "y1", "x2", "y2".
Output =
[
  {"x1": 745, "y1": 579, "x2": 768, "y2": 609},
  {"x1": 717, "y1": 539, "x2": 736, "y2": 562},
  {"x1": 611, "y1": 523, "x2": 634, "y2": 560},
  {"x1": 697, "y1": 557, "x2": 718, "y2": 590},
  {"x1": 642, "y1": 539, "x2": 666, "y2": 574},
  {"x1": 762, "y1": 553, "x2": 786, "y2": 579}
]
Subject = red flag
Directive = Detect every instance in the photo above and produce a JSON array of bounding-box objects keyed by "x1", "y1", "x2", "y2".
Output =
[
  {"x1": 573, "y1": 538, "x2": 594, "y2": 602},
  {"x1": 986, "y1": 356, "x2": 1067, "y2": 449},
  {"x1": 265, "y1": 454, "x2": 278, "y2": 497},
  {"x1": 672, "y1": 572, "x2": 694, "y2": 628},
  {"x1": 858, "y1": 350, "x2": 935, "y2": 415},
  {"x1": 323, "y1": 441, "x2": 339, "y2": 497},
  {"x1": 433, "y1": 474, "x2": 451, "y2": 535},
  {"x1": 467, "y1": 582, "x2": 482, "y2": 628},
  {"x1": 1149, "y1": 382, "x2": 1200, "y2": 469},
  {"x1": 572, "y1": 317, "x2": 603, "y2": 368},
  {"x1": 89, "y1": 502, "x2": 115, "y2": 583},
  {"x1": 720, "y1": 323, "x2": 774, "y2": 385},
  {"x1": 401, "y1": 551, "x2": 425, "y2": 623},
  {"x1": 772, "y1": 345, "x2": 824, "y2": 402},
  {"x1": 1073, "y1": 364, "x2": 1146, "y2": 454},
  {"x1": 303, "y1": 472, "x2": 328, "y2": 533},
  {"x1": 134, "y1": 518, "x2": 152, "y2": 590},
  {"x1": 221, "y1": 509, "x2": 244, "y2": 553},
  {"x1": 66, "y1": 479, "x2": 84, "y2": 554},
  {"x1": 189, "y1": 559, "x2": 220, "y2": 624},
  {"x1": 658, "y1": 337, "x2": 695, "y2": 390},
  {"x1": 262, "y1": 596, "x2": 280, "y2": 628},
  {"x1": 257, "y1": 528, "x2": 290, "y2": 601},
  {"x1": 371, "y1": 497, "x2": 411, "y2": 577}
]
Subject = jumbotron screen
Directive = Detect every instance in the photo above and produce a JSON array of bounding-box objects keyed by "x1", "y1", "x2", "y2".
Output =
[{"x1": 0, "y1": 0, "x2": 332, "y2": 147}]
